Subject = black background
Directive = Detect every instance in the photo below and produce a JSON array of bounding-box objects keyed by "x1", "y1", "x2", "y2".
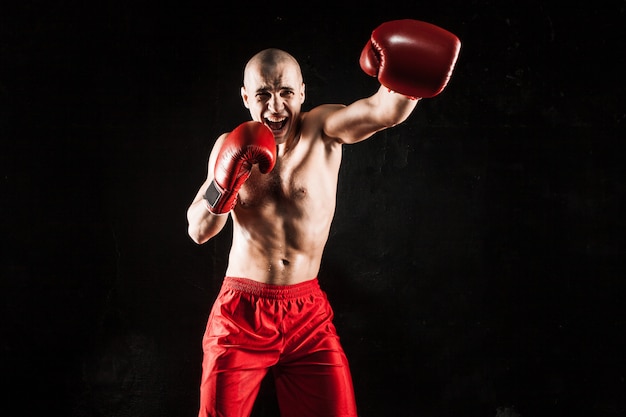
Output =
[{"x1": 2, "y1": 1, "x2": 625, "y2": 416}]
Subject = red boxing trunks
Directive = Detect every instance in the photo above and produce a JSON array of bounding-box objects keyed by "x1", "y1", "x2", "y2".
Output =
[{"x1": 198, "y1": 277, "x2": 357, "y2": 417}]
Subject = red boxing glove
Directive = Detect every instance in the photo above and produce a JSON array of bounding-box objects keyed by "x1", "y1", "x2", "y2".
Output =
[
  {"x1": 360, "y1": 19, "x2": 461, "y2": 98},
  {"x1": 204, "y1": 121, "x2": 276, "y2": 214}
]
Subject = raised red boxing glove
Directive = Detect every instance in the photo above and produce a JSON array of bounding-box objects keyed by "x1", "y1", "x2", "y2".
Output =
[
  {"x1": 204, "y1": 121, "x2": 276, "y2": 214},
  {"x1": 360, "y1": 19, "x2": 461, "y2": 98}
]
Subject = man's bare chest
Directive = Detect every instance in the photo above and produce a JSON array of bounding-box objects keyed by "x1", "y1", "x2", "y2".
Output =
[
  {"x1": 238, "y1": 156, "x2": 309, "y2": 207},
  {"x1": 238, "y1": 139, "x2": 340, "y2": 209}
]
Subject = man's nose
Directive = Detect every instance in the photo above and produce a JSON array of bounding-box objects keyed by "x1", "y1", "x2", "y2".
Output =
[{"x1": 268, "y1": 95, "x2": 284, "y2": 113}]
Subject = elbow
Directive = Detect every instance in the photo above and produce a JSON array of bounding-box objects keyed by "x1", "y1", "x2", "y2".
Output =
[
  {"x1": 187, "y1": 223, "x2": 209, "y2": 245},
  {"x1": 187, "y1": 227, "x2": 203, "y2": 245},
  {"x1": 187, "y1": 205, "x2": 209, "y2": 244}
]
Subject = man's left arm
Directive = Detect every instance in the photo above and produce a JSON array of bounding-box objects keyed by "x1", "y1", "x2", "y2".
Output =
[
  {"x1": 324, "y1": 19, "x2": 461, "y2": 144},
  {"x1": 324, "y1": 86, "x2": 418, "y2": 144}
]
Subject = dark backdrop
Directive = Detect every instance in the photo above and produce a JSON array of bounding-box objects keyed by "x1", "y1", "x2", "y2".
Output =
[{"x1": 2, "y1": 1, "x2": 625, "y2": 416}]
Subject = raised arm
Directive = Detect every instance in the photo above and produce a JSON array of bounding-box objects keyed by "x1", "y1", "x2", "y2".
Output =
[
  {"x1": 324, "y1": 19, "x2": 461, "y2": 144},
  {"x1": 324, "y1": 86, "x2": 419, "y2": 144}
]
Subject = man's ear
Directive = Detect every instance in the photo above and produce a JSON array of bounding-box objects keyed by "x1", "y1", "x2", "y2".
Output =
[
  {"x1": 241, "y1": 86, "x2": 250, "y2": 109},
  {"x1": 300, "y1": 83, "x2": 306, "y2": 104}
]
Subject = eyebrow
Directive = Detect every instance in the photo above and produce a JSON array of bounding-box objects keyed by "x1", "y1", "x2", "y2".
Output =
[{"x1": 255, "y1": 85, "x2": 295, "y2": 94}]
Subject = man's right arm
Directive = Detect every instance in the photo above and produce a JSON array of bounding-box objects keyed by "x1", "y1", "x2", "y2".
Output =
[
  {"x1": 187, "y1": 134, "x2": 229, "y2": 244},
  {"x1": 187, "y1": 121, "x2": 277, "y2": 245}
]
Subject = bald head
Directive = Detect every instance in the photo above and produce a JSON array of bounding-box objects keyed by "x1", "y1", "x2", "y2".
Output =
[
  {"x1": 243, "y1": 48, "x2": 303, "y2": 88},
  {"x1": 240, "y1": 48, "x2": 306, "y2": 142}
]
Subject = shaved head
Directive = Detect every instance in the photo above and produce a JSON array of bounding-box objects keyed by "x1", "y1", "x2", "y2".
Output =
[
  {"x1": 243, "y1": 48, "x2": 303, "y2": 87},
  {"x1": 240, "y1": 48, "x2": 306, "y2": 143}
]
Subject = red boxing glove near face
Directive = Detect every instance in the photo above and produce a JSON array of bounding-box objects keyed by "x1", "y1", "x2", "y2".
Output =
[
  {"x1": 204, "y1": 121, "x2": 276, "y2": 214},
  {"x1": 360, "y1": 19, "x2": 461, "y2": 98}
]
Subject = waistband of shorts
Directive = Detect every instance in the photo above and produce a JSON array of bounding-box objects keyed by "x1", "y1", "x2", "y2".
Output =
[{"x1": 222, "y1": 277, "x2": 320, "y2": 299}]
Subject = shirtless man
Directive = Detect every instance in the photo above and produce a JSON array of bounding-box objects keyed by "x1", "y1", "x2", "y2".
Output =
[{"x1": 187, "y1": 19, "x2": 460, "y2": 417}]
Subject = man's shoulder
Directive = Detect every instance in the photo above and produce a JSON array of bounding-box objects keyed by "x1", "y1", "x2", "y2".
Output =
[
  {"x1": 300, "y1": 104, "x2": 346, "y2": 131},
  {"x1": 299, "y1": 105, "x2": 346, "y2": 147},
  {"x1": 306, "y1": 103, "x2": 346, "y2": 118}
]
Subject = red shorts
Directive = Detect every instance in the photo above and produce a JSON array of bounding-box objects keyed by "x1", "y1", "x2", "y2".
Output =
[{"x1": 199, "y1": 277, "x2": 357, "y2": 417}]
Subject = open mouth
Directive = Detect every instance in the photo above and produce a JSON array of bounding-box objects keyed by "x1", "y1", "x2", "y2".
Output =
[{"x1": 264, "y1": 117, "x2": 288, "y2": 132}]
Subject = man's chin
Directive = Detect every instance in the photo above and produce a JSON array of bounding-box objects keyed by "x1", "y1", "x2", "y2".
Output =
[{"x1": 267, "y1": 125, "x2": 288, "y2": 142}]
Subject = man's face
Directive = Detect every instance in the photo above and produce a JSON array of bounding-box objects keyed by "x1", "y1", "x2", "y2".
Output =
[{"x1": 241, "y1": 61, "x2": 305, "y2": 144}]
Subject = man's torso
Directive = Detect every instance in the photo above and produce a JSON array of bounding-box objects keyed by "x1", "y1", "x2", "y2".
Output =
[{"x1": 226, "y1": 106, "x2": 345, "y2": 284}]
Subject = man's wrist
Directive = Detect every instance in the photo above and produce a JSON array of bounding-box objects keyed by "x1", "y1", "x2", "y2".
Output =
[
  {"x1": 203, "y1": 180, "x2": 232, "y2": 215},
  {"x1": 202, "y1": 198, "x2": 229, "y2": 216},
  {"x1": 203, "y1": 180, "x2": 222, "y2": 208}
]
